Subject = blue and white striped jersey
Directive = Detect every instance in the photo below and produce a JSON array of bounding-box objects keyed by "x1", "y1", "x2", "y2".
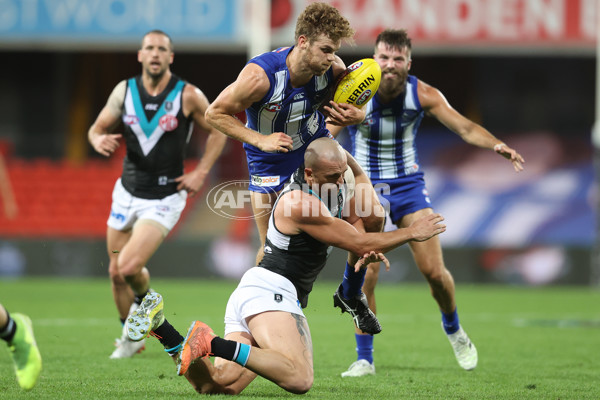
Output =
[
  {"x1": 245, "y1": 46, "x2": 335, "y2": 152},
  {"x1": 347, "y1": 75, "x2": 425, "y2": 180}
]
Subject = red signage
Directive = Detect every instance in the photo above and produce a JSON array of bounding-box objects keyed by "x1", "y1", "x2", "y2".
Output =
[{"x1": 272, "y1": 0, "x2": 597, "y2": 51}]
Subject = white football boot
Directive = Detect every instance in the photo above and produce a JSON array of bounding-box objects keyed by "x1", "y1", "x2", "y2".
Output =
[
  {"x1": 341, "y1": 359, "x2": 376, "y2": 377},
  {"x1": 110, "y1": 303, "x2": 145, "y2": 359},
  {"x1": 445, "y1": 325, "x2": 478, "y2": 370}
]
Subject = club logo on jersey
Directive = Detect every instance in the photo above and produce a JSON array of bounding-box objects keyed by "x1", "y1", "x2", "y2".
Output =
[
  {"x1": 355, "y1": 89, "x2": 372, "y2": 106},
  {"x1": 165, "y1": 101, "x2": 173, "y2": 111},
  {"x1": 251, "y1": 175, "x2": 280, "y2": 187},
  {"x1": 265, "y1": 102, "x2": 282, "y2": 112},
  {"x1": 124, "y1": 115, "x2": 139, "y2": 125},
  {"x1": 362, "y1": 117, "x2": 375, "y2": 127},
  {"x1": 274, "y1": 294, "x2": 283, "y2": 303},
  {"x1": 159, "y1": 114, "x2": 178, "y2": 131}
]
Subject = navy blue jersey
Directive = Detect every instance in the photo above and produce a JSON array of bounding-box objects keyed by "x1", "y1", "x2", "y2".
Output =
[{"x1": 243, "y1": 47, "x2": 336, "y2": 192}]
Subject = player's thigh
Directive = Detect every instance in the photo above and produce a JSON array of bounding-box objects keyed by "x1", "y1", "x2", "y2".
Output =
[
  {"x1": 247, "y1": 311, "x2": 313, "y2": 370},
  {"x1": 397, "y1": 208, "x2": 445, "y2": 275},
  {"x1": 118, "y1": 221, "x2": 166, "y2": 269},
  {"x1": 250, "y1": 191, "x2": 277, "y2": 243}
]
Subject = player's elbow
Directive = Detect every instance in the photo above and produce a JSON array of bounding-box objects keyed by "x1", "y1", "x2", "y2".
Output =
[{"x1": 204, "y1": 104, "x2": 219, "y2": 128}]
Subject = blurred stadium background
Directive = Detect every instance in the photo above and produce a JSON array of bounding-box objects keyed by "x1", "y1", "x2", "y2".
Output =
[{"x1": 0, "y1": 0, "x2": 597, "y2": 287}]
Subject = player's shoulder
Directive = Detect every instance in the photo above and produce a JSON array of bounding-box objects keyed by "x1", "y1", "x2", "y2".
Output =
[
  {"x1": 249, "y1": 47, "x2": 290, "y2": 71},
  {"x1": 415, "y1": 77, "x2": 444, "y2": 106}
]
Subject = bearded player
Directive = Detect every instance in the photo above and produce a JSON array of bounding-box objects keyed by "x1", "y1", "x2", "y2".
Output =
[{"x1": 329, "y1": 29, "x2": 524, "y2": 376}]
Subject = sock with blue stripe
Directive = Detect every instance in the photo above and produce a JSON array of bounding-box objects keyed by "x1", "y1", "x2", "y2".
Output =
[
  {"x1": 152, "y1": 319, "x2": 185, "y2": 356},
  {"x1": 341, "y1": 261, "x2": 366, "y2": 299},
  {"x1": 211, "y1": 337, "x2": 252, "y2": 367},
  {"x1": 441, "y1": 308, "x2": 460, "y2": 334},
  {"x1": 0, "y1": 311, "x2": 16, "y2": 343},
  {"x1": 355, "y1": 333, "x2": 374, "y2": 364}
]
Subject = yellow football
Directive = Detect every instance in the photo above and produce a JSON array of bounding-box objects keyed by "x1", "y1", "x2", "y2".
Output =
[{"x1": 333, "y1": 58, "x2": 381, "y2": 108}]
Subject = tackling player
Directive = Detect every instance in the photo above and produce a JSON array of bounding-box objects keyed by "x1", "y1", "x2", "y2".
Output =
[{"x1": 125, "y1": 138, "x2": 446, "y2": 395}]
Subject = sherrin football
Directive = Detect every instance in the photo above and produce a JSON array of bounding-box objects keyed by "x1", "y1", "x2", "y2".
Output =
[{"x1": 333, "y1": 58, "x2": 381, "y2": 108}]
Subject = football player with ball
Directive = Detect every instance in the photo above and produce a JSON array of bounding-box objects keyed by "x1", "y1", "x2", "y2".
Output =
[
  {"x1": 206, "y1": 2, "x2": 387, "y2": 336},
  {"x1": 329, "y1": 29, "x2": 525, "y2": 377}
]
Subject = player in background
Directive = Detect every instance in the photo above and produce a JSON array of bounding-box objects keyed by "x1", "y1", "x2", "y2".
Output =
[
  {"x1": 0, "y1": 304, "x2": 42, "y2": 390},
  {"x1": 125, "y1": 138, "x2": 445, "y2": 395},
  {"x1": 329, "y1": 29, "x2": 525, "y2": 376},
  {"x1": 0, "y1": 152, "x2": 17, "y2": 220},
  {"x1": 205, "y1": 2, "x2": 386, "y2": 336},
  {"x1": 88, "y1": 30, "x2": 227, "y2": 359}
]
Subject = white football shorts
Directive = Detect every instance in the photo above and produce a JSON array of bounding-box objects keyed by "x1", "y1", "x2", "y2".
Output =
[
  {"x1": 107, "y1": 178, "x2": 187, "y2": 233},
  {"x1": 224, "y1": 267, "x2": 304, "y2": 336}
]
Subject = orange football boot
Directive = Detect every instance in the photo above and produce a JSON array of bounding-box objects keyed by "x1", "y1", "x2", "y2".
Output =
[{"x1": 177, "y1": 321, "x2": 215, "y2": 376}]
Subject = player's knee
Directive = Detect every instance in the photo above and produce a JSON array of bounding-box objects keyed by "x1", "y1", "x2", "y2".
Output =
[
  {"x1": 282, "y1": 374, "x2": 313, "y2": 394},
  {"x1": 108, "y1": 261, "x2": 124, "y2": 282},
  {"x1": 117, "y1": 256, "x2": 144, "y2": 279},
  {"x1": 424, "y1": 266, "x2": 448, "y2": 286},
  {"x1": 284, "y1": 363, "x2": 313, "y2": 394}
]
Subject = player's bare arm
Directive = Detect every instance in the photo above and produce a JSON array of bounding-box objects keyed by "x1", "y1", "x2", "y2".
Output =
[
  {"x1": 88, "y1": 81, "x2": 124, "y2": 157},
  {"x1": 175, "y1": 85, "x2": 228, "y2": 196},
  {"x1": 205, "y1": 63, "x2": 294, "y2": 153},
  {"x1": 323, "y1": 56, "x2": 366, "y2": 127},
  {"x1": 276, "y1": 191, "x2": 445, "y2": 259},
  {"x1": 418, "y1": 79, "x2": 524, "y2": 171}
]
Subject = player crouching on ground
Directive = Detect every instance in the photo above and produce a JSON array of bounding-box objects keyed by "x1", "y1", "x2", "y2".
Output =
[{"x1": 124, "y1": 138, "x2": 445, "y2": 395}]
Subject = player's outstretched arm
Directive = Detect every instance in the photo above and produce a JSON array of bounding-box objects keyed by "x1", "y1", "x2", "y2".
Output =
[
  {"x1": 418, "y1": 80, "x2": 524, "y2": 172},
  {"x1": 205, "y1": 64, "x2": 293, "y2": 153},
  {"x1": 175, "y1": 85, "x2": 228, "y2": 196},
  {"x1": 279, "y1": 192, "x2": 445, "y2": 257},
  {"x1": 88, "y1": 81, "x2": 124, "y2": 157}
]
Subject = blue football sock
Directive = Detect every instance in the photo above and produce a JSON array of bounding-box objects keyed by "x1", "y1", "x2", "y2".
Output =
[
  {"x1": 355, "y1": 333, "x2": 374, "y2": 364},
  {"x1": 341, "y1": 262, "x2": 366, "y2": 299},
  {"x1": 442, "y1": 308, "x2": 460, "y2": 334}
]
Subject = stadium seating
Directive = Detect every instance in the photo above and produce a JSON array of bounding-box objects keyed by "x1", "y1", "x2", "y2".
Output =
[{"x1": 0, "y1": 157, "x2": 199, "y2": 239}]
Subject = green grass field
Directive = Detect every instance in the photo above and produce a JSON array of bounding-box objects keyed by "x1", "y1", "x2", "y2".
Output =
[{"x1": 0, "y1": 278, "x2": 598, "y2": 399}]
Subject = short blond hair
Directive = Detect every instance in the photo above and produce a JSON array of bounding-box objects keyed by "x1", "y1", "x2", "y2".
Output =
[{"x1": 295, "y1": 2, "x2": 354, "y2": 44}]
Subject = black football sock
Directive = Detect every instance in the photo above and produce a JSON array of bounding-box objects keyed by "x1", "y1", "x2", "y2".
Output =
[
  {"x1": 152, "y1": 319, "x2": 184, "y2": 356},
  {"x1": 134, "y1": 289, "x2": 150, "y2": 305},
  {"x1": 0, "y1": 312, "x2": 17, "y2": 343},
  {"x1": 211, "y1": 337, "x2": 252, "y2": 366}
]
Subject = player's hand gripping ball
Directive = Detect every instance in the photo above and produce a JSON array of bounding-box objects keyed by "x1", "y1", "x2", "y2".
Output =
[{"x1": 333, "y1": 58, "x2": 381, "y2": 108}]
